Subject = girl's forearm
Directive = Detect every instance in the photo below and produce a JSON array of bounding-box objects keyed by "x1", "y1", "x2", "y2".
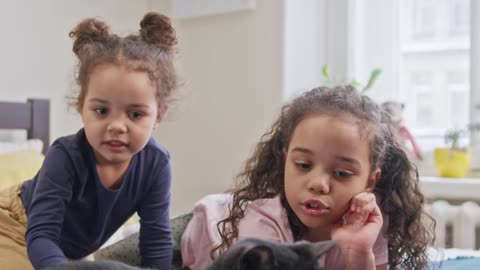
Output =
[{"x1": 341, "y1": 248, "x2": 376, "y2": 270}]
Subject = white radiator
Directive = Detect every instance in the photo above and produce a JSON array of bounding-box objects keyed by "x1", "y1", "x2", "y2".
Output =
[{"x1": 425, "y1": 200, "x2": 480, "y2": 249}]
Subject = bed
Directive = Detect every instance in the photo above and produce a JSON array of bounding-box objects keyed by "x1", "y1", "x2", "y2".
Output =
[
  {"x1": 0, "y1": 98, "x2": 50, "y2": 190},
  {"x1": 0, "y1": 98, "x2": 50, "y2": 154}
]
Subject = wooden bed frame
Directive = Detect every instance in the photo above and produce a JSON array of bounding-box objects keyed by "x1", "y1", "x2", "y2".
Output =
[{"x1": 0, "y1": 99, "x2": 50, "y2": 154}]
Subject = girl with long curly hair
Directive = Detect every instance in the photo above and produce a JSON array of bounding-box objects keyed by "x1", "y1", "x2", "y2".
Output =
[{"x1": 181, "y1": 85, "x2": 435, "y2": 269}]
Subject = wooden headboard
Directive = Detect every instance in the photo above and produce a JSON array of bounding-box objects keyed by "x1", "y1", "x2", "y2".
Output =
[{"x1": 0, "y1": 99, "x2": 50, "y2": 154}]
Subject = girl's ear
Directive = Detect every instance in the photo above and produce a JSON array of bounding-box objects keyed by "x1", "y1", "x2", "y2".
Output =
[
  {"x1": 80, "y1": 109, "x2": 86, "y2": 124},
  {"x1": 366, "y1": 168, "x2": 381, "y2": 192},
  {"x1": 155, "y1": 104, "x2": 169, "y2": 128}
]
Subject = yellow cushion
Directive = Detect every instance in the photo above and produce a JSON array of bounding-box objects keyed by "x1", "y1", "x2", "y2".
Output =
[{"x1": 0, "y1": 150, "x2": 44, "y2": 190}]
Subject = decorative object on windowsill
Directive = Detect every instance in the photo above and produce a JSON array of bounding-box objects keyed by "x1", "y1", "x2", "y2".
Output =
[
  {"x1": 321, "y1": 64, "x2": 382, "y2": 93},
  {"x1": 381, "y1": 101, "x2": 422, "y2": 162},
  {"x1": 321, "y1": 65, "x2": 424, "y2": 162},
  {"x1": 434, "y1": 124, "x2": 480, "y2": 178}
]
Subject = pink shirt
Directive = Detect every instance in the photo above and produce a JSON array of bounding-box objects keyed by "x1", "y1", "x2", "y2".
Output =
[{"x1": 181, "y1": 194, "x2": 388, "y2": 270}]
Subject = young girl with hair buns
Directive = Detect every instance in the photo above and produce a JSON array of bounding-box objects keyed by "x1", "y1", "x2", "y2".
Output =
[{"x1": 0, "y1": 12, "x2": 179, "y2": 270}]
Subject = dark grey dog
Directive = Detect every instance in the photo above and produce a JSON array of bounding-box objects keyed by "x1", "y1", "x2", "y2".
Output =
[
  {"x1": 208, "y1": 238, "x2": 336, "y2": 270},
  {"x1": 47, "y1": 260, "x2": 150, "y2": 270},
  {"x1": 48, "y1": 238, "x2": 335, "y2": 270}
]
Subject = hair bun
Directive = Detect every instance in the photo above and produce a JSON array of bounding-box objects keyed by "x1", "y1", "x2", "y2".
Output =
[
  {"x1": 69, "y1": 18, "x2": 111, "y2": 56},
  {"x1": 140, "y1": 12, "x2": 177, "y2": 53}
]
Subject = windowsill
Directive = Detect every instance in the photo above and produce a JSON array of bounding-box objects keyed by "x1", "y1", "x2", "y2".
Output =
[
  {"x1": 422, "y1": 168, "x2": 480, "y2": 178},
  {"x1": 402, "y1": 40, "x2": 469, "y2": 54},
  {"x1": 420, "y1": 174, "x2": 480, "y2": 201}
]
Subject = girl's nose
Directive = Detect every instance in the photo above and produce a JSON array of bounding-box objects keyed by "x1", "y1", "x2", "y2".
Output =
[
  {"x1": 107, "y1": 119, "x2": 127, "y2": 134},
  {"x1": 307, "y1": 174, "x2": 330, "y2": 194}
]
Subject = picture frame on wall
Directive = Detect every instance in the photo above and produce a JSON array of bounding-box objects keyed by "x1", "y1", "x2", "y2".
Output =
[{"x1": 172, "y1": 0, "x2": 256, "y2": 19}]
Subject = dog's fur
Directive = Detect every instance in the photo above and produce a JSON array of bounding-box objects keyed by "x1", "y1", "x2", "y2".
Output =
[
  {"x1": 208, "y1": 238, "x2": 336, "y2": 270},
  {"x1": 47, "y1": 260, "x2": 148, "y2": 270},
  {"x1": 48, "y1": 238, "x2": 335, "y2": 270}
]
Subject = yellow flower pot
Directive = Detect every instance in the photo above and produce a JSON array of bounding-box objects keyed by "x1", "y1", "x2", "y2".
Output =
[{"x1": 434, "y1": 147, "x2": 471, "y2": 178}]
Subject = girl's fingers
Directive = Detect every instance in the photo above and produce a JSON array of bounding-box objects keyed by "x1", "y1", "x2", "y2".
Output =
[
  {"x1": 358, "y1": 201, "x2": 375, "y2": 216},
  {"x1": 350, "y1": 192, "x2": 375, "y2": 213}
]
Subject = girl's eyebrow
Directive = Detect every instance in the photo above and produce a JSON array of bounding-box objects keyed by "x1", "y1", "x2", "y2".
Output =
[
  {"x1": 335, "y1": 155, "x2": 361, "y2": 167},
  {"x1": 292, "y1": 147, "x2": 361, "y2": 167},
  {"x1": 87, "y1": 98, "x2": 109, "y2": 104},
  {"x1": 128, "y1": 104, "x2": 150, "y2": 109},
  {"x1": 291, "y1": 147, "x2": 314, "y2": 155},
  {"x1": 87, "y1": 98, "x2": 149, "y2": 109}
]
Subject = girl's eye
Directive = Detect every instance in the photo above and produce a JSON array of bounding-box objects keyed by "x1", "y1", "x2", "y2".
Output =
[
  {"x1": 334, "y1": 171, "x2": 353, "y2": 178},
  {"x1": 128, "y1": 111, "x2": 144, "y2": 119},
  {"x1": 95, "y1": 108, "x2": 107, "y2": 115},
  {"x1": 295, "y1": 162, "x2": 311, "y2": 170}
]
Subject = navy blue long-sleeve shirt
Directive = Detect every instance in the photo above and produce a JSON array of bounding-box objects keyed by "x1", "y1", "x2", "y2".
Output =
[{"x1": 20, "y1": 129, "x2": 172, "y2": 269}]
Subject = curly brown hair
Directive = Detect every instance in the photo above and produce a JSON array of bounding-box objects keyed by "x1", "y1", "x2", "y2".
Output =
[
  {"x1": 68, "y1": 12, "x2": 178, "y2": 112},
  {"x1": 214, "y1": 85, "x2": 436, "y2": 269}
]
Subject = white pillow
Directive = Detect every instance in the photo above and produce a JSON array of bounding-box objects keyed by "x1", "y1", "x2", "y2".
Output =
[{"x1": 0, "y1": 139, "x2": 44, "y2": 154}]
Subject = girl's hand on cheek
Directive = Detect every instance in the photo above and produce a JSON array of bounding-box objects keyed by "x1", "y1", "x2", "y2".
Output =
[{"x1": 331, "y1": 192, "x2": 383, "y2": 254}]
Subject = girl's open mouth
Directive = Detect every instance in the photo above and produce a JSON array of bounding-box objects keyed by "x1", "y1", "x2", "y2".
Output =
[
  {"x1": 300, "y1": 200, "x2": 330, "y2": 216},
  {"x1": 104, "y1": 140, "x2": 127, "y2": 151}
]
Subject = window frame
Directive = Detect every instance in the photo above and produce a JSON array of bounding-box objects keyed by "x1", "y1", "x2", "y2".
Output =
[{"x1": 350, "y1": 0, "x2": 476, "y2": 152}]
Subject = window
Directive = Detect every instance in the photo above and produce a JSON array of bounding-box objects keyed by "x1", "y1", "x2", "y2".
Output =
[
  {"x1": 449, "y1": 0, "x2": 470, "y2": 36},
  {"x1": 349, "y1": 0, "x2": 477, "y2": 154},
  {"x1": 412, "y1": 0, "x2": 435, "y2": 39},
  {"x1": 285, "y1": 0, "x2": 477, "y2": 153},
  {"x1": 399, "y1": 0, "x2": 470, "y2": 136}
]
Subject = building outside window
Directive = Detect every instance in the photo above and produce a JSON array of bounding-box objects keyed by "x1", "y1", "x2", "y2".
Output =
[{"x1": 399, "y1": 0, "x2": 470, "y2": 136}]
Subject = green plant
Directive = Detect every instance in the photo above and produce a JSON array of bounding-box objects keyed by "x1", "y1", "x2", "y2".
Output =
[
  {"x1": 444, "y1": 123, "x2": 480, "y2": 151},
  {"x1": 445, "y1": 128, "x2": 466, "y2": 150},
  {"x1": 321, "y1": 64, "x2": 382, "y2": 93}
]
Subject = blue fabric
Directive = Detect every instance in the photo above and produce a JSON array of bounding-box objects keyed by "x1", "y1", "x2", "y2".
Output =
[
  {"x1": 20, "y1": 129, "x2": 172, "y2": 269},
  {"x1": 428, "y1": 257, "x2": 480, "y2": 270}
]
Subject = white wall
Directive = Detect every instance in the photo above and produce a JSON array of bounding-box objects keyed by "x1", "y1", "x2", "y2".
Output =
[
  {"x1": 150, "y1": 0, "x2": 285, "y2": 215},
  {"x1": 1, "y1": 1, "x2": 345, "y2": 217},
  {"x1": 283, "y1": 0, "x2": 327, "y2": 100},
  {"x1": 0, "y1": 0, "x2": 286, "y2": 216},
  {"x1": 351, "y1": 0, "x2": 398, "y2": 102},
  {"x1": 0, "y1": 0, "x2": 150, "y2": 141}
]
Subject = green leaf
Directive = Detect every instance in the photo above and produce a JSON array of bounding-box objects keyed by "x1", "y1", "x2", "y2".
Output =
[
  {"x1": 322, "y1": 65, "x2": 331, "y2": 81},
  {"x1": 362, "y1": 68, "x2": 382, "y2": 93},
  {"x1": 351, "y1": 80, "x2": 362, "y2": 90},
  {"x1": 445, "y1": 128, "x2": 464, "y2": 150}
]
